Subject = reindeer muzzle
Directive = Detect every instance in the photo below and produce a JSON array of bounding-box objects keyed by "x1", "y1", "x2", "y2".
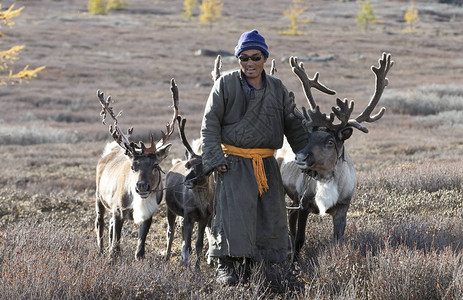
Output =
[
  {"x1": 295, "y1": 151, "x2": 315, "y2": 171},
  {"x1": 184, "y1": 172, "x2": 197, "y2": 189},
  {"x1": 136, "y1": 181, "x2": 151, "y2": 198},
  {"x1": 184, "y1": 180, "x2": 195, "y2": 189}
]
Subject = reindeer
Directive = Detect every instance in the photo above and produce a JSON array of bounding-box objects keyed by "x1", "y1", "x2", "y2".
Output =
[
  {"x1": 277, "y1": 53, "x2": 393, "y2": 259},
  {"x1": 95, "y1": 79, "x2": 179, "y2": 260},
  {"x1": 164, "y1": 116, "x2": 215, "y2": 269}
]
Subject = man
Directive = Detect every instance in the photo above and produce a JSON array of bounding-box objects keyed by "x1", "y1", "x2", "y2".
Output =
[{"x1": 201, "y1": 29, "x2": 307, "y2": 285}]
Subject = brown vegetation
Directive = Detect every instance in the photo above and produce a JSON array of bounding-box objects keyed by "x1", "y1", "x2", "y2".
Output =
[{"x1": 0, "y1": 0, "x2": 462, "y2": 298}]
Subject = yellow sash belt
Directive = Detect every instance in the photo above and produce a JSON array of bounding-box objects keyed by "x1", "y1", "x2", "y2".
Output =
[{"x1": 221, "y1": 143, "x2": 275, "y2": 196}]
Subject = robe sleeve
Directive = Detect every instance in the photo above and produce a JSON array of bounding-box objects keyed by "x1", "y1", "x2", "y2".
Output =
[
  {"x1": 282, "y1": 85, "x2": 308, "y2": 154},
  {"x1": 201, "y1": 78, "x2": 228, "y2": 174}
]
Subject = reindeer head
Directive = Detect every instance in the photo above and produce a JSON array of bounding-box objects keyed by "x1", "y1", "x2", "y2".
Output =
[
  {"x1": 126, "y1": 140, "x2": 172, "y2": 198},
  {"x1": 290, "y1": 53, "x2": 393, "y2": 177},
  {"x1": 176, "y1": 116, "x2": 209, "y2": 190},
  {"x1": 97, "y1": 79, "x2": 179, "y2": 197}
]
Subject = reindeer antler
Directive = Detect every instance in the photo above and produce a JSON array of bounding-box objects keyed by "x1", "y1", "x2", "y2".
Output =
[
  {"x1": 348, "y1": 52, "x2": 393, "y2": 133},
  {"x1": 97, "y1": 90, "x2": 137, "y2": 155},
  {"x1": 211, "y1": 55, "x2": 222, "y2": 82},
  {"x1": 290, "y1": 56, "x2": 336, "y2": 110},
  {"x1": 291, "y1": 53, "x2": 393, "y2": 133},
  {"x1": 177, "y1": 116, "x2": 199, "y2": 159},
  {"x1": 270, "y1": 59, "x2": 277, "y2": 76},
  {"x1": 154, "y1": 78, "x2": 179, "y2": 150},
  {"x1": 97, "y1": 78, "x2": 179, "y2": 156},
  {"x1": 302, "y1": 106, "x2": 335, "y2": 128}
]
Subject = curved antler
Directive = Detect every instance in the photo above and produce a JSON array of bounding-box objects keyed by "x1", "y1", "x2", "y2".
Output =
[
  {"x1": 291, "y1": 53, "x2": 393, "y2": 133},
  {"x1": 97, "y1": 90, "x2": 136, "y2": 155},
  {"x1": 176, "y1": 116, "x2": 199, "y2": 159},
  {"x1": 348, "y1": 52, "x2": 394, "y2": 133},
  {"x1": 97, "y1": 78, "x2": 180, "y2": 156},
  {"x1": 290, "y1": 56, "x2": 336, "y2": 110},
  {"x1": 153, "y1": 78, "x2": 179, "y2": 151}
]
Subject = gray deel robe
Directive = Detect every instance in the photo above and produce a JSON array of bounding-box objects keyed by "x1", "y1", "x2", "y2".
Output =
[{"x1": 201, "y1": 70, "x2": 307, "y2": 262}]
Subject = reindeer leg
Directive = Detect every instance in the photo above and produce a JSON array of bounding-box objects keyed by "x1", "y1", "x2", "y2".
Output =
[
  {"x1": 205, "y1": 223, "x2": 214, "y2": 266},
  {"x1": 110, "y1": 210, "x2": 124, "y2": 257},
  {"x1": 108, "y1": 215, "x2": 114, "y2": 250},
  {"x1": 181, "y1": 216, "x2": 193, "y2": 267},
  {"x1": 332, "y1": 204, "x2": 349, "y2": 241},
  {"x1": 195, "y1": 219, "x2": 208, "y2": 271},
  {"x1": 165, "y1": 209, "x2": 176, "y2": 261},
  {"x1": 136, "y1": 216, "x2": 152, "y2": 260},
  {"x1": 95, "y1": 198, "x2": 105, "y2": 254}
]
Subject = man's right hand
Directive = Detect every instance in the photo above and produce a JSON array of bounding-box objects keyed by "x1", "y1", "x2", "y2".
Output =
[{"x1": 215, "y1": 164, "x2": 228, "y2": 173}]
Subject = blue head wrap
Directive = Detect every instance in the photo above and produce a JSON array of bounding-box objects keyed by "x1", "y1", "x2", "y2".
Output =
[{"x1": 234, "y1": 29, "x2": 269, "y2": 58}]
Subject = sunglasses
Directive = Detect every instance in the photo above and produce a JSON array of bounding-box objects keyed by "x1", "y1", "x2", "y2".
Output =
[{"x1": 238, "y1": 53, "x2": 263, "y2": 62}]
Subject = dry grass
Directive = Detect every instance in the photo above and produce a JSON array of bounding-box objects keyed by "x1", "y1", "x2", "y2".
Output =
[
  {"x1": 1, "y1": 184, "x2": 462, "y2": 299},
  {"x1": 383, "y1": 84, "x2": 463, "y2": 117},
  {"x1": 1, "y1": 0, "x2": 463, "y2": 298}
]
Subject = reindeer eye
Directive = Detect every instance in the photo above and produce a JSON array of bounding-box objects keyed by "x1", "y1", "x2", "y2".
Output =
[{"x1": 131, "y1": 162, "x2": 140, "y2": 171}]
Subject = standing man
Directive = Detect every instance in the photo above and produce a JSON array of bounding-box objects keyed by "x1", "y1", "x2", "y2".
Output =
[{"x1": 201, "y1": 29, "x2": 307, "y2": 285}]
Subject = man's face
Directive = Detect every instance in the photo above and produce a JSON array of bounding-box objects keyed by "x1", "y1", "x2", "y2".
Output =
[{"x1": 238, "y1": 49, "x2": 267, "y2": 80}]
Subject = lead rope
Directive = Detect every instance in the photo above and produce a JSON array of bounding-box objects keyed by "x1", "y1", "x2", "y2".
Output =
[
  {"x1": 286, "y1": 178, "x2": 309, "y2": 211},
  {"x1": 211, "y1": 171, "x2": 220, "y2": 229},
  {"x1": 150, "y1": 168, "x2": 204, "y2": 193},
  {"x1": 285, "y1": 143, "x2": 345, "y2": 211}
]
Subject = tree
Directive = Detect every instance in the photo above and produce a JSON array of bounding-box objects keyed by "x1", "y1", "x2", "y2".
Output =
[
  {"x1": 88, "y1": 0, "x2": 125, "y2": 15},
  {"x1": 88, "y1": 0, "x2": 108, "y2": 15},
  {"x1": 280, "y1": 0, "x2": 311, "y2": 36},
  {"x1": 356, "y1": 0, "x2": 377, "y2": 32},
  {"x1": 0, "y1": 3, "x2": 45, "y2": 85},
  {"x1": 198, "y1": 0, "x2": 223, "y2": 29},
  {"x1": 404, "y1": 2, "x2": 420, "y2": 33},
  {"x1": 107, "y1": 0, "x2": 125, "y2": 11},
  {"x1": 181, "y1": 0, "x2": 198, "y2": 21}
]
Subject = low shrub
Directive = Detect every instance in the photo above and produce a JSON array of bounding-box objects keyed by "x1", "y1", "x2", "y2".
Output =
[
  {"x1": 0, "y1": 124, "x2": 84, "y2": 145},
  {"x1": 383, "y1": 84, "x2": 463, "y2": 116}
]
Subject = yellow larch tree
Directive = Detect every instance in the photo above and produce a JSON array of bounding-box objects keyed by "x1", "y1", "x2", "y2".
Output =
[
  {"x1": 107, "y1": 0, "x2": 125, "y2": 11},
  {"x1": 198, "y1": 0, "x2": 223, "y2": 29},
  {"x1": 404, "y1": 2, "x2": 420, "y2": 33},
  {"x1": 356, "y1": 0, "x2": 377, "y2": 32},
  {"x1": 88, "y1": 0, "x2": 125, "y2": 15},
  {"x1": 0, "y1": 3, "x2": 45, "y2": 85},
  {"x1": 280, "y1": 0, "x2": 311, "y2": 36},
  {"x1": 182, "y1": 0, "x2": 198, "y2": 21},
  {"x1": 88, "y1": 0, "x2": 108, "y2": 15}
]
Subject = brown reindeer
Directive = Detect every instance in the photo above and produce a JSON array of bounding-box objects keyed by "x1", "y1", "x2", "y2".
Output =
[
  {"x1": 95, "y1": 79, "x2": 179, "y2": 260},
  {"x1": 164, "y1": 116, "x2": 215, "y2": 269},
  {"x1": 277, "y1": 53, "x2": 393, "y2": 259}
]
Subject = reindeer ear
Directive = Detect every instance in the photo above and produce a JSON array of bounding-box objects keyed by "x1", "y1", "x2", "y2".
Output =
[
  {"x1": 155, "y1": 143, "x2": 172, "y2": 162},
  {"x1": 338, "y1": 127, "x2": 353, "y2": 141}
]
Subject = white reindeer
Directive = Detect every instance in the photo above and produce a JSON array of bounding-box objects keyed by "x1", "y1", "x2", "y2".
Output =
[{"x1": 95, "y1": 79, "x2": 179, "y2": 260}]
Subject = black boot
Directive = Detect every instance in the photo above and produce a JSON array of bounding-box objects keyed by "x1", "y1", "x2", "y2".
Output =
[
  {"x1": 215, "y1": 256, "x2": 238, "y2": 286},
  {"x1": 242, "y1": 257, "x2": 254, "y2": 283}
]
